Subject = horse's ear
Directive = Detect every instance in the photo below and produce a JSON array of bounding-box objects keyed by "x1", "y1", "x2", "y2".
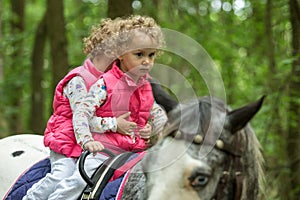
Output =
[{"x1": 225, "y1": 96, "x2": 266, "y2": 133}]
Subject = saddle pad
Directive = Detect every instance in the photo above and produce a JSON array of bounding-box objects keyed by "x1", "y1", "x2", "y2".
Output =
[
  {"x1": 100, "y1": 173, "x2": 125, "y2": 200},
  {"x1": 4, "y1": 158, "x2": 51, "y2": 200},
  {"x1": 100, "y1": 153, "x2": 143, "y2": 200}
]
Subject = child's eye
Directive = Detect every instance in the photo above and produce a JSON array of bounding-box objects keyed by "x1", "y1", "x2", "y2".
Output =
[
  {"x1": 149, "y1": 52, "x2": 156, "y2": 58},
  {"x1": 135, "y1": 52, "x2": 143, "y2": 57}
]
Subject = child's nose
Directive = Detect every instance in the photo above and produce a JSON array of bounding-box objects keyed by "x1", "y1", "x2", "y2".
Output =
[{"x1": 142, "y1": 58, "x2": 150, "y2": 65}]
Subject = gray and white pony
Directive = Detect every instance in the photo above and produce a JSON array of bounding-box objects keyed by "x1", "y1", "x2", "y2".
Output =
[{"x1": 0, "y1": 96, "x2": 265, "y2": 200}]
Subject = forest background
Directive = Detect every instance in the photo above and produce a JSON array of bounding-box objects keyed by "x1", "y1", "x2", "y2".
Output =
[{"x1": 0, "y1": 0, "x2": 299, "y2": 199}]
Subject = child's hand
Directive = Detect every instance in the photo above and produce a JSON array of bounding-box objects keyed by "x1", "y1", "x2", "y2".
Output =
[
  {"x1": 84, "y1": 141, "x2": 104, "y2": 156},
  {"x1": 139, "y1": 123, "x2": 152, "y2": 141},
  {"x1": 116, "y1": 112, "x2": 137, "y2": 136}
]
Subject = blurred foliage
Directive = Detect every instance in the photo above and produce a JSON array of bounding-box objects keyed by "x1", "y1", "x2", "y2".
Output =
[{"x1": 0, "y1": 0, "x2": 298, "y2": 198}]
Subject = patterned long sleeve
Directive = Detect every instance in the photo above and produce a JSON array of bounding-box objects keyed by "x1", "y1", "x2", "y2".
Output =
[
  {"x1": 63, "y1": 76, "x2": 117, "y2": 146},
  {"x1": 149, "y1": 101, "x2": 168, "y2": 136}
]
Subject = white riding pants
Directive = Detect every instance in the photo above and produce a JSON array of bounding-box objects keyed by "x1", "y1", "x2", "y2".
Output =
[
  {"x1": 22, "y1": 151, "x2": 76, "y2": 200},
  {"x1": 47, "y1": 153, "x2": 108, "y2": 200}
]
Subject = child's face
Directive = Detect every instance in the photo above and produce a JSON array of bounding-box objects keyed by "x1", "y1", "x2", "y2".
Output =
[
  {"x1": 119, "y1": 48, "x2": 156, "y2": 78},
  {"x1": 119, "y1": 31, "x2": 158, "y2": 80}
]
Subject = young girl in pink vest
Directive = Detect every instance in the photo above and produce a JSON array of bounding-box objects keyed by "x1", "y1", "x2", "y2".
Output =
[
  {"x1": 23, "y1": 16, "x2": 171, "y2": 200},
  {"x1": 45, "y1": 15, "x2": 167, "y2": 200}
]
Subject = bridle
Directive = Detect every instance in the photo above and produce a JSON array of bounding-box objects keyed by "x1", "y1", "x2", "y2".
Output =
[
  {"x1": 173, "y1": 129, "x2": 245, "y2": 200},
  {"x1": 210, "y1": 132, "x2": 244, "y2": 200}
]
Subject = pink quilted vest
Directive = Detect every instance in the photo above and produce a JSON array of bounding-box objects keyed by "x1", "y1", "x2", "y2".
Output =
[
  {"x1": 44, "y1": 59, "x2": 103, "y2": 158},
  {"x1": 93, "y1": 63, "x2": 154, "y2": 152}
]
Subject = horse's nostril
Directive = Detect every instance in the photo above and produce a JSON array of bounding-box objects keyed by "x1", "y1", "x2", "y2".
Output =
[{"x1": 12, "y1": 150, "x2": 25, "y2": 157}]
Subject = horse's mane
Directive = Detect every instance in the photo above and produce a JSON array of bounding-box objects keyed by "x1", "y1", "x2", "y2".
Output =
[{"x1": 241, "y1": 124, "x2": 265, "y2": 199}]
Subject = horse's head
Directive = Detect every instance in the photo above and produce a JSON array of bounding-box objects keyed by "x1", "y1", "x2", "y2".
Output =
[{"x1": 144, "y1": 96, "x2": 265, "y2": 200}]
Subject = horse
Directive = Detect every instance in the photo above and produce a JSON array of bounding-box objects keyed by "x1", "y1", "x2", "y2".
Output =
[
  {"x1": 0, "y1": 96, "x2": 265, "y2": 200},
  {"x1": 0, "y1": 134, "x2": 50, "y2": 199}
]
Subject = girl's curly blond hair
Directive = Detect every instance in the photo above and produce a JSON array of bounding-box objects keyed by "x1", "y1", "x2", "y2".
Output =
[{"x1": 83, "y1": 15, "x2": 165, "y2": 60}]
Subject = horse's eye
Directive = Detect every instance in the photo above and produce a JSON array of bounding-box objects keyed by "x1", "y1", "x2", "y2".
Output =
[{"x1": 189, "y1": 174, "x2": 209, "y2": 187}]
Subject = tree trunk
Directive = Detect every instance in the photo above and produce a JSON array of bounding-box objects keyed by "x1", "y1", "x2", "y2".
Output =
[
  {"x1": 0, "y1": 0, "x2": 8, "y2": 137},
  {"x1": 0, "y1": 0, "x2": 3, "y2": 81},
  {"x1": 107, "y1": 0, "x2": 133, "y2": 19},
  {"x1": 8, "y1": 0, "x2": 25, "y2": 133},
  {"x1": 287, "y1": 0, "x2": 300, "y2": 198},
  {"x1": 46, "y1": 0, "x2": 69, "y2": 100},
  {"x1": 265, "y1": 0, "x2": 291, "y2": 198},
  {"x1": 29, "y1": 13, "x2": 47, "y2": 133},
  {"x1": 265, "y1": 0, "x2": 276, "y2": 75}
]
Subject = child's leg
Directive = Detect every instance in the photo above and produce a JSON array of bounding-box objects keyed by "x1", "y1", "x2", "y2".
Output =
[
  {"x1": 22, "y1": 151, "x2": 76, "y2": 200},
  {"x1": 48, "y1": 153, "x2": 108, "y2": 200}
]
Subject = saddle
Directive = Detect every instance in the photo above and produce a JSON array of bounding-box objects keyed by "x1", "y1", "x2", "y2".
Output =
[
  {"x1": 4, "y1": 150, "x2": 143, "y2": 200},
  {"x1": 78, "y1": 150, "x2": 144, "y2": 200}
]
